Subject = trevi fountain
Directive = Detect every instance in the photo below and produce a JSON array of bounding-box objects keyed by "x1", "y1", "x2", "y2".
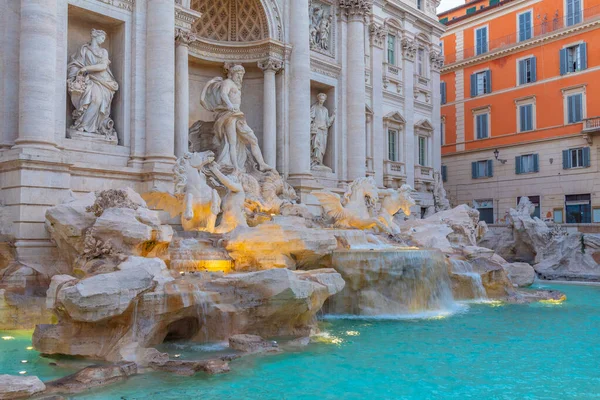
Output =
[{"x1": 1, "y1": 0, "x2": 599, "y2": 399}]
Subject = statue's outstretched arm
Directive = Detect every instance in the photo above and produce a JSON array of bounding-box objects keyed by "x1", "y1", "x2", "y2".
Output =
[{"x1": 209, "y1": 164, "x2": 243, "y2": 193}]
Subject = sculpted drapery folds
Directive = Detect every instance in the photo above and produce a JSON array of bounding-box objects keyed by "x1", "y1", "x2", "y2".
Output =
[
  {"x1": 310, "y1": 93, "x2": 335, "y2": 169},
  {"x1": 67, "y1": 29, "x2": 119, "y2": 141},
  {"x1": 200, "y1": 64, "x2": 272, "y2": 173}
]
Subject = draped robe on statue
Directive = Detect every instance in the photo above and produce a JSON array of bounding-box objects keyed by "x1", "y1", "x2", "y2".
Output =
[{"x1": 67, "y1": 44, "x2": 119, "y2": 136}]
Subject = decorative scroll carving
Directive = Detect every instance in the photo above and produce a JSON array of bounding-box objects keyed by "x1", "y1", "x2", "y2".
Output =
[
  {"x1": 369, "y1": 22, "x2": 386, "y2": 48},
  {"x1": 429, "y1": 51, "x2": 444, "y2": 71},
  {"x1": 175, "y1": 28, "x2": 197, "y2": 46},
  {"x1": 338, "y1": 0, "x2": 372, "y2": 19},
  {"x1": 401, "y1": 37, "x2": 417, "y2": 61},
  {"x1": 257, "y1": 58, "x2": 283, "y2": 73}
]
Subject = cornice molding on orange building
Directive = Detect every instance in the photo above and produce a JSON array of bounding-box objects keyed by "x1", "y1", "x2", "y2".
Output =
[
  {"x1": 440, "y1": 64, "x2": 600, "y2": 108},
  {"x1": 441, "y1": 128, "x2": 587, "y2": 155},
  {"x1": 441, "y1": 0, "x2": 539, "y2": 32},
  {"x1": 441, "y1": 18, "x2": 600, "y2": 72}
]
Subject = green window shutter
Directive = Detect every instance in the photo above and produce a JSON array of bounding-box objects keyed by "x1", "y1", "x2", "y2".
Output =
[
  {"x1": 470, "y1": 74, "x2": 477, "y2": 97},
  {"x1": 562, "y1": 149, "x2": 570, "y2": 169},
  {"x1": 467, "y1": 6, "x2": 477, "y2": 14},
  {"x1": 559, "y1": 48, "x2": 567, "y2": 75},
  {"x1": 440, "y1": 17, "x2": 449, "y2": 24},
  {"x1": 583, "y1": 147, "x2": 591, "y2": 167},
  {"x1": 518, "y1": 60, "x2": 525, "y2": 85},
  {"x1": 489, "y1": 0, "x2": 499, "y2": 5},
  {"x1": 472, "y1": 162, "x2": 478, "y2": 178},
  {"x1": 442, "y1": 165, "x2": 448, "y2": 182},
  {"x1": 515, "y1": 156, "x2": 522, "y2": 174},
  {"x1": 579, "y1": 43, "x2": 587, "y2": 70},
  {"x1": 533, "y1": 154, "x2": 539, "y2": 172},
  {"x1": 530, "y1": 57, "x2": 537, "y2": 82},
  {"x1": 487, "y1": 160, "x2": 494, "y2": 177},
  {"x1": 485, "y1": 70, "x2": 492, "y2": 93}
]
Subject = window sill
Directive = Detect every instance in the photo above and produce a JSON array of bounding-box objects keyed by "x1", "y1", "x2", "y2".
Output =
[
  {"x1": 564, "y1": 166, "x2": 589, "y2": 170},
  {"x1": 516, "y1": 171, "x2": 539, "y2": 175},
  {"x1": 473, "y1": 176, "x2": 493, "y2": 179}
]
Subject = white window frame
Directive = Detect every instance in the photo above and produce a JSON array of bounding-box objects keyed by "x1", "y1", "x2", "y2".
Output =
[
  {"x1": 568, "y1": 147, "x2": 585, "y2": 168},
  {"x1": 474, "y1": 25, "x2": 489, "y2": 55},
  {"x1": 520, "y1": 154, "x2": 537, "y2": 173},
  {"x1": 516, "y1": 9, "x2": 534, "y2": 42},
  {"x1": 387, "y1": 34, "x2": 396, "y2": 66},
  {"x1": 472, "y1": 105, "x2": 491, "y2": 140},
  {"x1": 383, "y1": 113, "x2": 405, "y2": 163},
  {"x1": 561, "y1": 85, "x2": 586, "y2": 125},
  {"x1": 564, "y1": 0, "x2": 584, "y2": 26},
  {"x1": 515, "y1": 96, "x2": 536, "y2": 133},
  {"x1": 418, "y1": 135, "x2": 428, "y2": 166},
  {"x1": 387, "y1": 128, "x2": 400, "y2": 162},
  {"x1": 472, "y1": 67, "x2": 490, "y2": 96},
  {"x1": 515, "y1": 54, "x2": 535, "y2": 86},
  {"x1": 417, "y1": 48, "x2": 427, "y2": 77}
]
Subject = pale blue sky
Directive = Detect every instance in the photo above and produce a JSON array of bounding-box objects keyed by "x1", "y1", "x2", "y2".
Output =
[{"x1": 438, "y1": 0, "x2": 465, "y2": 12}]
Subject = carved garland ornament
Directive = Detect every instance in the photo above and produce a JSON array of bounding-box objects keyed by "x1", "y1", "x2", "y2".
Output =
[
  {"x1": 429, "y1": 51, "x2": 444, "y2": 71},
  {"x1": 369, "y1": 22, "x2": 386, "y2": 48},
  {"x1": 258, "y1": 58, "x2": 283, "y2": 73},
  {"x1": 401, "y1": 37, "x2": 417, "y2": 61}
]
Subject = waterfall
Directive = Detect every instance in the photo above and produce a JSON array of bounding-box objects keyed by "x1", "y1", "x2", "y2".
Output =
[
  {"x1": 450, "y1": 259, "x2": 488, "y2": 301},
  {"x1": 324, "y1": 249, "x2": 460, "y2": 317}
]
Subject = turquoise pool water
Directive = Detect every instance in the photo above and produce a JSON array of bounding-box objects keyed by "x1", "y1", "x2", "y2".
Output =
[{"x1": 2, "y1": 283, "x2": 600, "y2": 399}]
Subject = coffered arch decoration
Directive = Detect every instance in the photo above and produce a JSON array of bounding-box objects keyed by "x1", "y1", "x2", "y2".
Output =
[{"x1": 191, "y1": 0, "x2": 282, "y2": 42}]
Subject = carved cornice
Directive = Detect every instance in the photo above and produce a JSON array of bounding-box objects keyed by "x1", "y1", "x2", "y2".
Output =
[
  {"x1": 175, "y1": 4, "x2": 202, "y2": 31},
  {"x1": 310, "y1": 56, "x2": 342, "y2": 78},
  {"x1": 258, "y1": 58, "x2": 284, "y2": 73},
  {"x1": 175, "y1": 28, "x2": 197, "y2": 46},
  {"x1": 189, "y1": 38, "x2": 289, "y2": 64},
  {"x1": 401, "y1": 37, "x2": 417, "y2": 61},
  {"x1": 338, "y1": 0, "x2": 372, "y2": 21},
  {"x1": 369, "y1": 22, "x2": 386, "y2": 49},
  {"x1": 95, "y1": 0, "x2": 134, "y2": 12}
]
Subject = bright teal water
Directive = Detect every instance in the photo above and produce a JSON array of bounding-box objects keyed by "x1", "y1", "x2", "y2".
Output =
[{"x1": 2, "y1": 283, "x2": 600, "y2": 399}]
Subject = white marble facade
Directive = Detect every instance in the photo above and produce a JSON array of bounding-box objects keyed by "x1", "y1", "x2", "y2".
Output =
[{"x1": 0, "y1": 0, "x2": 443, "y2": 261}]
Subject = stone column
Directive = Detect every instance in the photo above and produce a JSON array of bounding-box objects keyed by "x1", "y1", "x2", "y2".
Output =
[
  {"x1": 288, "y1": 0, "x2": 312, "y2": 180},
  {"x1": 430, "y1": 52, "x2": 443, "y2": 172},
  {"x1": 258, "y1": 58, "x2": 283, "y2": 169},
  {"x1": 14, "y1": 0, "x2": 58, "y2": 150},
  {"x1": 369, "y1": 22, "x2": 386, "y2": 187},
  {"x1": 174, "y1": 29, "x2": 196, "y2": 158},
  {"x1": 340, "y1": 0, "x2": 372, "y2": 181},
  {"x1": 401, "y1": 37, "x2": 417, "y2": 187},
  {"x1": 145, "y1": 0, "x2": 176, "y2": 166}
]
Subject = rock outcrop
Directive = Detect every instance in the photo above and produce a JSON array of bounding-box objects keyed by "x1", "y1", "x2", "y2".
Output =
[
  {"x1": 481, "y1": 197, "x2": 600, "y2": 281},
  {"x1": 0, "y1": 375, "x2": 46, "y2": 399},
  {"x1": 226, "y1": 216, "x2": 338, "y2": 270},
  {"x1": 33, "y1": 261, "x2": 344, "y2": 363},
  {"x1": 43, "y1": 363, "x2": 137, "y2": 396},
  {"x1": 228, "y1": 334, "x2": 280, "y2": 354},
  {"x1": 504, "y1": 262, "x2": 536, "y2": 287},
  {"x1": 45, "y1": 189, "x2": 173, "y2": 275}
]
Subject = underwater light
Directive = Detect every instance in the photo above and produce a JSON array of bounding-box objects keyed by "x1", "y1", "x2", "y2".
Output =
[
  {"x1": 345, "y1": 331, "x2": 360, "y2": 336},
  {"x1": 2, "y1": 336, "x2": 14, "y2": 340},
  {"x1": 21, "y1": 360, "x2": 28, "y2": 364},
  {"x1": 173, "y1": 354, "x2": 181, "y2": 358},
  {"x1": 540, "y1": 296, "x2": 566, "y2": 305},
  {"x1": 18, "y1": 371, "x2": 27, "y2": 375},
  {"x1": 26, "y1": 346, "x2": 33, "y2": 350}
]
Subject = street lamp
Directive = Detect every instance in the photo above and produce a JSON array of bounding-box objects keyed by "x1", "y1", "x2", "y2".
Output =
[{"x1": 493, "y1": 148, "x2": 507, "y2": 164}]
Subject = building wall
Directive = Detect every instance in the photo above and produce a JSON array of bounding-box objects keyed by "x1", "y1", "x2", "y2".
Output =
[{"x1": 439, "y1": 0, "x2": 600, "y2": 222}]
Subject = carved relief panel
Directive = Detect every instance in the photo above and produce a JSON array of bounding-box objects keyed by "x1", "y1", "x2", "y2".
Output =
[{"x1": 309, "y1": 0, "x2": 335, "y2": 57}]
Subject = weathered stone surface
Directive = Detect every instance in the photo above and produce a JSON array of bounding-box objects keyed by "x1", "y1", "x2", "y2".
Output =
[
  {"x1": 45, "y1": 190, "x2": 173, "y2": 273},
  {"x1": 226, "y1": 216, "x2": 337, "y2": 270},
  {"x1": 504, "y1": 262, "x2": 536, "y2": 287},
  {"x1": 481, "y1": 197, "x2": 600, "y2": 280},
  {"x1": 228, "y1": 334, "x2": 279, "y2": 354},
  {"x1": 469, "y1": 257, "x2": 515, "y2": 298},
  {"x1": 44, "y1": 363, "x2": 137, "y2": 395},
  {"x1": 0, "y1": 375, "x2": 45, "y2": 399},
  {"x1": 150, "y1": 359, "x2": 231, "y2": 376},
  {"x1": 33, "y1": 265, "x2": 344, "y2": 362}
]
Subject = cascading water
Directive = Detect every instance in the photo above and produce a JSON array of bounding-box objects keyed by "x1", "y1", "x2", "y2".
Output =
[
  {"x1": 450, "y1": 259, "x2": 488, "y2": 301},
  {"x1": 324, "y1": 249, "x2": 461, "y2": 317}
]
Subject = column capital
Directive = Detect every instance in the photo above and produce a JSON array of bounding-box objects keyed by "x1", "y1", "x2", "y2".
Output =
[
  {"x1": 429, "y1": 51, "x2": 444, "y2": 71},
  {"x1": 369, "y1": 22, "x2": 386, "y2": 49},
  {"x1": 401, "y1": 37, "x2": 417, "y2": 61},
  {"x1": 258, "y1": 58, "x2": 284, "y2": 73},
  {"x1": 175, "y1": 28, "x2": 197, "y2": 46},
  {"x1": 338, "y1": 0, "x2": 372, "y2": 21}
]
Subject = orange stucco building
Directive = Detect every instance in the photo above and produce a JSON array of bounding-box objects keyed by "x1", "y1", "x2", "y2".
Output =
[{"x1": 438, "y1": 0, "x2": 600, "y2": 224}]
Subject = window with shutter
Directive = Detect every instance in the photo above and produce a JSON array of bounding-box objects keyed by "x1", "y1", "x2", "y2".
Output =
[
  {"x1": 387, "y1": 35, "x2": 396, "y2": 65},
  {"x1": 475, "y1": 27, "x2": 488, "y2": 55},
  {"x1": 566, "y1": 147, "x2": 587, "y2": 168},
  {"x1": 566, "y1": 0, "x2": 582, "y2": 26},
  {"x1": 518, "y1": 57, "x2": 536, "y2": 85},
  {"x1": 476, "y1": 113, "x2": 489, "y2": 139},
  {"x1": 517, "y1": 154, "x2": 537, "y2": 173},
  {"x1": 441, "y1": 165, "x2": 447, "y2": 182},
  {"x1": 518, "y1": 12, "x2": 532, "y2": 42},
  {"x1": 519, "y1": 104, "x2": 534, "y2": 132},
  {"x1": 567, "y1": 93, "x2": 583, "y2": 124},
  {"x1": 388, "y1": 129, "x2": 397, "y2": 161},
  {"x1": 441, "y1": 82, "x2": 447, "y2": 105}
]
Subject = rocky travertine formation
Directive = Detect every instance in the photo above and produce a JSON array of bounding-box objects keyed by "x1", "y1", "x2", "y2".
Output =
[
  {"x1": 226, "y1": 216, "x2": 338, "y2": 270},
  {"x1": 43, "y1": 363, "x2": 137, "y2": 396},
  {"x1": 481, "y1": 197, "x2": 600, "y2": 280},
  {"x1": 45, "y1": 189, "x2": 173, "y2": 274},
  {"x1": 504, "y1": 262, "x2": 536, "y2": 287},
  {"x1": 228, "y1": 334, "x2": 280, "y2": 353},
  {"x1": 33, "y1": 259, "x2": 344, "y2": 363},
  {"x1": 0, "y1": 375, "x2": 46, "y2": 399}
]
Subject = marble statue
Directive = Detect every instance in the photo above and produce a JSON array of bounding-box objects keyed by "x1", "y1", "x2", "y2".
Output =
[
  {"x1": 67, "y1": 29, "x2": 119, "y2": 143},
  {"x1": 312, "y1": 177, "x2": 389, "y2": 232},
  {"x1": 310, "y1": 93, "x2": 335, "y2": 169},
  {"x1": 206, "y1": 163, "x2": 248, "y2": 234},
  {"x1": 378, "y1": 185, "x2": 416, "y2": 234},
  {"x1": 309, "y1": 4, "x2": 333, "y2": 52},
  {"x1": 200, "y1": 64, "x2": 272, "y2": 172},
  {"x1": 433, "y1": 171, "x2": 451, "y2": 212},
  {"x1": 143, "y1": 151, "x2": 221, "y2": 232}
]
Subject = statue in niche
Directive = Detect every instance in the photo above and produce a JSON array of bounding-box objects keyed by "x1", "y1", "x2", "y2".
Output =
[
  {"x1": 67, "y1": 29, "x2": 118, "y2": 143},
  {"x1": 309, "y1": 4, "x2": 333, "y2": 52},
  {"x1": 200, "y1": 64, "x2": 272, "y2": 173},
  {"x1": 310, "y1": 93, "x2": 335, "y2": 170}
]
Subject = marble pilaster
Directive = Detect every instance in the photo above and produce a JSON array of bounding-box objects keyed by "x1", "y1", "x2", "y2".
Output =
[
  {"x1": 15, "y1": 0, "x2": 58, "y2": 150},
  {"x1": 175, "y1": 29, "x2": 196, "y2": 158},
  {"x1": 258, "y1": 58, "x2": 283, "y2": 169},
  {"x1": 145, "y1": 0, "x2": 176, "y2": 166},
  {"x1": 402, "y1": 37, "x2": 417, "y2": 187},
  {"x1": 369, "y1": 22, "x2": 386, "y2": 187}
]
